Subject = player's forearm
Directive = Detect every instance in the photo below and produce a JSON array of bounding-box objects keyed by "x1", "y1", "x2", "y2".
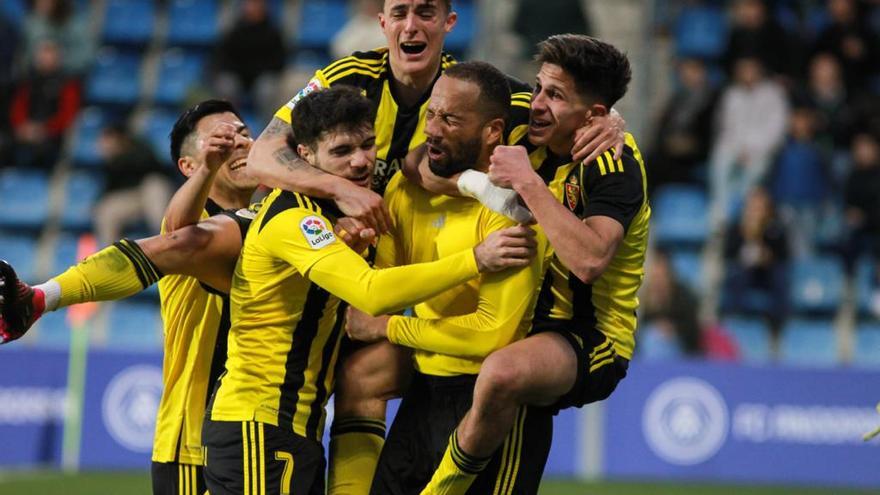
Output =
[
  {"x1": 515, "y1": 181, "x2": 609, "y2": 283},
  {"x1": 249, "y1": 118, "x2": 344, "y2": 199},
  {"x1": 163, "y1": 165, "x2": 218, "y2": 232},
  {"x1": 387, "y1": 301, "x2": 528, "y2": 359},
  {"x1": 386, "y1": 261, "x2": 541, "y2": 357},
  {"x1": 309, "y1": 248, "x2": 480, "y2": 316}
]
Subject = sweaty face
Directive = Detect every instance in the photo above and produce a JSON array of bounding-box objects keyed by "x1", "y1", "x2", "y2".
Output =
[
  {"x1": 306, "y1": 125, "x2": 376, "y2": 189},
  {"x1": 529, "y1": 63, "x2": 590, "y2": 156},
  {"x1": 380, "y1": 0, "x2": 455, "y2": 80},
  {"x1": 193, "y1": 112, "x2": 259, "y2": 192},
  {"x1": 424, "y1": 75, "x2": 485, "y2": 177}
]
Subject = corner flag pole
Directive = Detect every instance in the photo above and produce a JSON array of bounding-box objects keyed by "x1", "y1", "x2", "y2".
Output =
[{"x1": 62, "y1": 234, "x2": 99, "y2": 472}]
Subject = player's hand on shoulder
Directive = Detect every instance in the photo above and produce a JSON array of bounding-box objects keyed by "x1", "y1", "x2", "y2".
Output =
[
  {"x1": 344, "y1": 307, "x2": 389, "y2": 342},
  {"x1": 572, "y1": 109, "x2": 626, "y2": 164},
  {"x1": 334, "y1": 217, "x2": 376, "y2": 253},
  {"x1": 474, "y1": 225, "x2": 538, "y2": 273}
]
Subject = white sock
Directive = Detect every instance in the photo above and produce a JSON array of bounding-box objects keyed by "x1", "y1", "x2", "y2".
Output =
[{"x1": 33, "y1": 280, "x2": 61, "y2": 311}]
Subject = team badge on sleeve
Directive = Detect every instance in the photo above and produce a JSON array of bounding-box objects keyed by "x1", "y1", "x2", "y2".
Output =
[
  {"x1": 300, "y1": 216, "x2": 336, "y2": 249},
  {"x1": 565, "y1": 174, "x2": 580, "y2": 210},
  {"x1": 288, "y1": 78, "x2": 325, "y2": 108}
]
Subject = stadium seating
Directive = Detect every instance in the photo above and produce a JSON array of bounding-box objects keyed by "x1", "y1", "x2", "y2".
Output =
[
  {"x1": 651, "y1": 184, "x2": 709, "y2": 247},
  {"x1": 85, "y1": 48, "x2": 143, "y2": 107},
  {"x1": 669, "y1": 248, "x2": 703, "y2": 292},
  {"x1": 153, "y1": 49, "x2": 207, "y2": 107},
  {"x1": 722, "y1": 316, "x2": 771, "y2": 364},
  {"x1": 0, "y1": 0, "x2": 26, "y2": 23},
  {"x1": 853, "y1": 321, "x2": 880, "y2": 367},
  {"x1": 296, "y1": 0, "x2": 349, "y2": 51},
  {"x1": 445, "y1": 1, "x2": 475, "y2": 56},
  {"x1": 789, "y1": 257, "x2": 844, "y2": 315},
  {"x1": 138, "y1": 109, "x2": 180, "y2": 167},
  {"x1": 106, "y1": 302, "x2": 163, "y2": 350},
  {"x1": 101, "y1": 0, "x2": 155, "y2": 48},
  {"x1": 0, "y1": 233, "x2": 38, "y2": 283},
  {"x1": 167, "y1": 0, "x2": 220, "y2": 47},
  {"x1": 0, "y1": 168, "x2": 49, "y2": 231},
  {"x1": 856, "y1": 258, "x2": 877, "y2": 316},
  {"x1": 70, "y1": 107, "x2": 109, "y2": 168},
  {"x1": 635, "y1": 323, "x2": 683, "y2": 361},
  {"x1": 674, "y1": 6, "x2": 727, "y2": 59},
  {"x1": 59, "y1": 171, "x2": 104, "y2": 231},
  {"x1": 51, "y1": 232, "x2": 81, "y2": 276},
  {"x1": 779, "y1": 318, "x2": 838, "y2": 367}
]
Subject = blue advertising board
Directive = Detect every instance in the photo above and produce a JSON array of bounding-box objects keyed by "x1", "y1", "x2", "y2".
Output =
[{"x1": 603, "y1": 361, "x2": 880, "y2": 489}]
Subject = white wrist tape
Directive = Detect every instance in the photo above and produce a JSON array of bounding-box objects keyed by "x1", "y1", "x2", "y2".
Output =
[{"x1": 457, "y1": 170, "x2": 534, "y2": 224}]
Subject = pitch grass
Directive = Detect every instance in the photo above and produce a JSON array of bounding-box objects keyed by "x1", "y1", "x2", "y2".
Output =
[{"x1": 0, "y1": 471, "x2": 874, "y2": 494}]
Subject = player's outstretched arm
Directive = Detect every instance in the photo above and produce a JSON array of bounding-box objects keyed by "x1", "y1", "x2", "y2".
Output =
[
  {"x1": 346, "y1": 226, "x2": 547, "y2": 358},
  {"x1": 249, "y1": 117, "x2": 391, "y2": 233}
]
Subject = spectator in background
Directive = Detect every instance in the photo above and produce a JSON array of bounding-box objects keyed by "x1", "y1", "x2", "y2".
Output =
[
  {"x1": 213, "y1": 0, "x2": 285, "y2": 121},
  {"x1": 0, "y1": 13, "x2": 20, "y2": 168},
  {"x1": 724, "y1": 187, "x2": 790, "y2": 337},
  {"x1": 9, "y1": 39, "x2": 80, "y2": 171},
  {"x1": 723, "y1": 0, "x2": 794, "y2": 80},
  {"x1": 770, "y1": 107, "x2": 829, "y2": 258},
  {"x1": 709, "y1": 56, "x2": 788, "y2": 225},
  {"x1": 331, "y1": 0, "x2": 386, "y2": 60},
  {"x1": 23, "y1": 0, "x2": 94, "y2": 75},
  {"x1": 640, "y1": 249, "x2": 703, "y2": 358},
  {"x1": 513, "y1": 0, "x2": 591, "y2": 56},
  {"x1": 93, "y1": 124, "x2": 173, "y2": 245},
  {"x1": 813, "y1": 0, "x2": 879, "y2": 92},
  {"x1": 648, "y1": 57, "x2": 717, "y2": 192},
  {"x1": 841, "y1": 133, "x2": 880, "y2": 312},
  {"x1": 793, "y1": 53, "x2": 856, "y2": 154}
]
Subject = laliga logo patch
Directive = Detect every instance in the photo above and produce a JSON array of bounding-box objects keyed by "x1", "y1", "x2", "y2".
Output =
[
  {"x1": 300, "y1": 215, "x2": 336, "y2": 249},
  {"x1": 290, "y1": 79, "x2": 323, "y2": 107},
  {"x1": 565, "y1": 174, "x2": 580, "y2": 210}
]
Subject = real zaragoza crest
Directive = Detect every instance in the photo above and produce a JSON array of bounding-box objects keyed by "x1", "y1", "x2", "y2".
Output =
[{"x1": 564, "y1": 174, "x2": 580, "y2": 210}]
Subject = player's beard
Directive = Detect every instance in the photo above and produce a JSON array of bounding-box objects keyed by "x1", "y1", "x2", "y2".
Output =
[{"x1": 427, "y1": 136, "x2": 482, "y2": 178}]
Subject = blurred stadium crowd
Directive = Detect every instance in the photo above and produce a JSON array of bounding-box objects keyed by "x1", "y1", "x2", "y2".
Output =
[{"x1": 0, "y1": 0, "x2": 878, "y2": 368}]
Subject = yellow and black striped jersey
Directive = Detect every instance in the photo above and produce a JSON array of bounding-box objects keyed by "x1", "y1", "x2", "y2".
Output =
[
  {"x1": 274, "y1": 48, "x2": 532, "y2": 194},
  {"x1": 377, "y1": 173, "x2": 552, "y2": 377},
  {"x1": 154, "y1": 199, "x2": 231, "y2": 465},
  {"x1": 526, "y1": 134, "x2": 650, "y2": 360},
  {"x1": 210, "y1": 188, "x2": 484, "y2": 441}
]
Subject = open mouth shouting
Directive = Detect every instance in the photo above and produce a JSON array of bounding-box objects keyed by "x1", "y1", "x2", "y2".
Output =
[
  {"x1": 426, "y1": 141, "x2": 447, "y2": 163},
  {"x1": 400, "y1": 41, "x2": 428, "y2": 57}
]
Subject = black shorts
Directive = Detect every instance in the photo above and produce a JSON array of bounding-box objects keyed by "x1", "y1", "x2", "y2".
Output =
[
  {"x1": 151, "y1": 461, "x2": 205, "y2": 495},
  {"x1": 370, "y1": 372, "x2": 552, "y2": 495},
  {"x1": 202, "y1": 419, "x2": 325, "y2": 495},
  {"x1": 532, "y1": 322, "x2": 629, "y2": 413}
]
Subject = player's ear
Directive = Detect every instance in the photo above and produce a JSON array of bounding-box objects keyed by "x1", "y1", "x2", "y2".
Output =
[
  {"x1": 297, "y1": 143, "x2": 314, "y2": 165},
  {"x1": 177, "y1": 156, "x2": 197, "y2": 178},
  {"x1": 483, "y1": 117, "x2": 505, "y2": 146},
  {"x1": 444, "y1": 10, "x2": 457, "y2": 33},
  {"x1": 587, "y1": 104, "x2": 608, "y2": 119}
]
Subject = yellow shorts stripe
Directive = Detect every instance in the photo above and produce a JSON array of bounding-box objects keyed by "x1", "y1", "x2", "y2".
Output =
[
  {"x1": 179, "y1": 464, "x2": 185, "y2": 495},
  {"x1": 591, "y1": 347, "x2": 615, "y2": 366},
  {"x1": 258, "y1": 423, "x2": 266, "y2": 495},
  {"x1": 242, "y1": 422, "x2": 250, "y2": 495},
  {"x1": 249, "y1": 422, "x2": 259, "y2": 495},
  {"x1": 590, "y1": 355, "x2": 616, "y2": 374},
  {"x1": 589, "y1": 341, "x2": 613, "y2": 360}
]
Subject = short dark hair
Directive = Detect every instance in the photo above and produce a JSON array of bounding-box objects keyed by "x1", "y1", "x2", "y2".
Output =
[
  {"x1": 443, "y1": 61, "x2": 511, "y2": 123},
  {"x1": 169, "y1": 99, "x2": 243, "y2": 164},
  {"x1": 536, "y1": 34, "x2": 631, "y2": 108},
  {"x1": 291, "y1": 86, "x2": 376, "y2": 148}
]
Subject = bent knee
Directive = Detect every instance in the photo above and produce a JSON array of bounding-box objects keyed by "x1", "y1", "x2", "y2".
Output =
[{"x1": 476, "y1": 353, "x2": 529, "y2": 403}]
